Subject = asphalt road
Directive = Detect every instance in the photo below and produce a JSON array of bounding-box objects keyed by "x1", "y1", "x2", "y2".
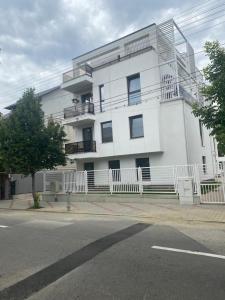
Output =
[{"x1": 0, "y1": 210, "x2": 225, "y2": 300}]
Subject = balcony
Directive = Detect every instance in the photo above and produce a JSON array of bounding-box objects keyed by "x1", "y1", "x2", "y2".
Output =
[
  {"x1": 61, "y1": 64, "x2": 93, "y2": 93},
  {"x1": 63, "y1": 102, "x2": 95, "y2": 126},
  {"x1": 65, "y1": 141, "x2": 96, "y2": 154}
]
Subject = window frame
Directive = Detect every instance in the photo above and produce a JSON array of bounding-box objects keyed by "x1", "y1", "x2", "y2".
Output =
[
  {"x1": 101, "y1": 121, "x2": 113, "y2": 143},
  {"x1": 127, "y1": 73, "x2": 141, "y2": 106},
  {"x1": 99, "y1": 84, "x2": 104, "y2": 112},
  {"x1": 129, "y1": 114, "x2": 144, "y2": 139}
]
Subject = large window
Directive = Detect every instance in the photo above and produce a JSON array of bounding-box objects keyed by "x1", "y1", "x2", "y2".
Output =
[
  {"x1": 101, "y1": 121, "x2": 113, "y2": 143},
  {"x1": 99, "y1": 84, "x2": 105, "y2": 112},
  {"x1": 129, "y1": 115, "x2": 144, "y2": 139},
  {"x1": 108, "y1": 160, "x2": 121, "y2": 181},
  {"x1": 127, "y1": 74, "x2": 141, "y2": 105}
]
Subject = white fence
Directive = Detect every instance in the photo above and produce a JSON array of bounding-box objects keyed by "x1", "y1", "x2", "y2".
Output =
[{"x1": 43, "y1": 164, "x2": 223, "y2": 200}]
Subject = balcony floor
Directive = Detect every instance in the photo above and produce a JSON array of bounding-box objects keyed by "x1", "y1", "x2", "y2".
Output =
[
  {"x1": 61, "y1": 74, "x2": 93, "y2": 93},
  {"x1": 63, "y1": 114, "x2": 95, "y2": 126}
]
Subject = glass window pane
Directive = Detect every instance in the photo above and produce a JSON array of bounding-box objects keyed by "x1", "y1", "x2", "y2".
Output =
[
  {"x1": 130, "y1": 115, "x2": 144, "y2": 138},
  {"x1": 129, "y1": 76, "x2": 140, "y2": 92},
  {"x1": 128, "y1": 91, "x2": 141, "y2": 105},
  {"x1": 101, "y1": 121, "x2": 113, "y2": 143}
]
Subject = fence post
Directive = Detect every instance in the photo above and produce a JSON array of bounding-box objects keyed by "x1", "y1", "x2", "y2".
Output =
[
  {"x1": 109, "y1": 169, "x2": 113, "y2": 195},
  {"x1": 84, "y1": 171, "x2": 88, "y2": 194},
  {"x1": 62, "y1": 171, "x2": 65, "y2": 193},
  {"x1": 173, "y1": 165, "x2": 178, "y2": 194},
  {"x1": 138, "y1": 167, "x2": 143, "y2": 195},
  {"x1": 194, "y1": 164, "x2": 201, "y2": 196},
  {"x1": 43, "y1": 171, "x2": 46, "y2": 193}
]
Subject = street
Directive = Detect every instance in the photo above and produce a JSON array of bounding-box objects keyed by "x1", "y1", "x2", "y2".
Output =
[{"x1": 0, "y1": 210, "x2": 225, "y2": 299}]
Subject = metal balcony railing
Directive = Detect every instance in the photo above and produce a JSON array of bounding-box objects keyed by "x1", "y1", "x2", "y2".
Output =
[
  {"x1": 65, "y1": 141, "x2": 96, "y2": 154},
  {"x1": 63, "y1": 64, "x2": 92, "y2": 83},
  {"x1": 64, "y1": 102, "x2": 94, "y2": 119}
]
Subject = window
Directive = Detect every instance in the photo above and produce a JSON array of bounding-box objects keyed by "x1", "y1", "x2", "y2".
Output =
[
  {"x1": 99, "y1": 84, "x2": 104, "y2": 112},
  {"x1": 81, "y1": 93, "x2": 92, "y2": 103},
  {"x1": 136, "y1": 158, "x2": 150, "y2": 181},
  {"x1": 127, "y1": 74, "x2": 141, "y2": 105},
  {"x1": 101, "y1": 121, "x2": 113, "y2": 143},
  {"x1": 202, "y1": 156, "x2": 207, "y2": 174},
  {"x1": 129, "y1": 115, "x2": 144, "y2": 139},
  {"x1": 199, "y1": 120, "x2": 204, "y2": 146},
  {"x1": 108, "y1": 160, "x2": 121, "y2": 181}
]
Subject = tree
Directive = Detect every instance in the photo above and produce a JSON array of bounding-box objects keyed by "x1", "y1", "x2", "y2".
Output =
[
  {"x1": 0, "y1": 88, "x2": 67, "y2": 207},
  {"x1": 193, "y1": 41, "x2": 225, "y2": 156}
]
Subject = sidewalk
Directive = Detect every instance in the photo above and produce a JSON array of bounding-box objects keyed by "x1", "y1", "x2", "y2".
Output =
[{"x1": 1, "y1": 197, "x2": 225, "y2": 225}]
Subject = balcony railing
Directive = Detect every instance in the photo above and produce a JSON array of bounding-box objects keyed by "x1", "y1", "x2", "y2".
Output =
[
  {"x1": 65, "y1": 141, "x2": 96, "y2": 154},
  {"x1": 64, "y1": 102, "x2": 94, "y2": 119},
  {"x1": 63, "y1": 64, "x2": 92, "y2": 83}
]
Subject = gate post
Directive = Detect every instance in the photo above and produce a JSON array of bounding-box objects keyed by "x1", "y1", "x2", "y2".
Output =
[
  {"x1": 84, "y1": 171, "x2": 88, "y2": 194},
  {"x1": 194, "y1": 164, "x2": 201, "y2": 197},
  {"x1": 138, "y1": 167, "x2": 143, "y2": 194}
]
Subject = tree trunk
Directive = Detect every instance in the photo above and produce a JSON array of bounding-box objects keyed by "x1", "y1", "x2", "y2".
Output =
[{"x1": 31, "y1": 172, "x2": 36, "y2": 204}]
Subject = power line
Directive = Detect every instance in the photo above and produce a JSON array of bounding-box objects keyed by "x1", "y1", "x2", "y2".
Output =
[
  {"x1": 43, "y1": 67, "x2": 207, "y2": 121},
  {"x1": 3, "y1": 37, "x2": 224, "y2": 112},
  {"x1": 1, "y1": 4, "x2": 225, "y2": 103},
  {"x1": 1, "y1": 2, "x2": 224, "y2": 96}
]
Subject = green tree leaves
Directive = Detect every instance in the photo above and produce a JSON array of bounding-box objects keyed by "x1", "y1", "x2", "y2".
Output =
[
  {"x1": 193, "y1": 41, "x2": 225, "y2": 155},
  {"x1": 0, "y1": 88, "x2": 67, "y2": 202}
]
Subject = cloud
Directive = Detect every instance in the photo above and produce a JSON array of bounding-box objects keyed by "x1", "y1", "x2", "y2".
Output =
[{"x1": 0, "y1": 0, "x2": 224, "y2": 112}]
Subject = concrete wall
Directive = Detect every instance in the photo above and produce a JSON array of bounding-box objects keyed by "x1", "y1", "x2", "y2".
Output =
[{"x1": 12, "y1": 173, "x2": 44, "y2": 194}]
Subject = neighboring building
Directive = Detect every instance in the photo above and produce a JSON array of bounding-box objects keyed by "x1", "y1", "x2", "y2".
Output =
[{"x1": 5, "y1": 19, "x2": 218, "y2": 195}]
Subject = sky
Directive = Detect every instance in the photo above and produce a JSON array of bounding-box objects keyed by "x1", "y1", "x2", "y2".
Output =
[{"x1": 0, "y1": 0, "x2": 225, "y2": 113}]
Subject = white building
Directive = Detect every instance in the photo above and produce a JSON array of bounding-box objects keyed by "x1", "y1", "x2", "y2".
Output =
[
  {"x1": 41, "y1": 19, "x2": 216, "y2": 176},
  {"x1": 5, "y1": 19, "x2": 218, "y2": 194}
]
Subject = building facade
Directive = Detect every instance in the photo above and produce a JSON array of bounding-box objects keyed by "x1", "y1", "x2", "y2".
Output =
[
  {"x1": 49, "y1": 19, "x2": 217, "y2": 176},
  {"x1": 5, "y1": 19, "x2": 218, "y2": 195}
]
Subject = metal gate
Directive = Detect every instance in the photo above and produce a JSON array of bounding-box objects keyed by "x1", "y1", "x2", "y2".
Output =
[{"x1": 200, "y1": 164, "x2": 225, "y2": 204}]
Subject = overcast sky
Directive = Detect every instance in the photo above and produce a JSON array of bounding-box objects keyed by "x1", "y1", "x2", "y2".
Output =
[{"x1": 0, "y1": 0, "x2": 225, "y2": 112}]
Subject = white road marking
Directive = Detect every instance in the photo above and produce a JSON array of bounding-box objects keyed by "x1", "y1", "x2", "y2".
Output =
[
  {"x1": 152, "y1": 246, "x2": 225, "y2": 260},
  {"x1": 0, "y1": 225, "x2": 9, "y2": 228}
]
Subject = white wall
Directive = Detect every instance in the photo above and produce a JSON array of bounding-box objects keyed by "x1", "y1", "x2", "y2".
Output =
[
  {"x1": 80, "y1": 50, "x2": 162, "y2": 158},
  {"x1": 183, "y1": 101, "x2": 216, "y2": 177},
  {"x1": 40, "y1": 88, "x2": 75, "y2": 142}
]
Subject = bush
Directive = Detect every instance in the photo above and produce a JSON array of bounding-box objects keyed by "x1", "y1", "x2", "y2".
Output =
[{"x1": 33, "y1": 193, "x2": 41, "y2": 209}]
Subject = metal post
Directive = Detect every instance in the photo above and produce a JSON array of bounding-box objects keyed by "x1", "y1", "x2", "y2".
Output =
[
  {"x1": 138, "y1": 167, "x2": 143, "y2": 195},
  {"x1": 109, "y1": 169, "x2": 113, "y2": 195}
]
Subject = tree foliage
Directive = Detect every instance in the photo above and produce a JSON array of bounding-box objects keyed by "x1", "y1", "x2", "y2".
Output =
[
  {"x1": 0, "y1": 88, "x2": 67, "y2": 204},
  {"x1": 193, "y1": 41, "x2": 225, "y2": 155}
]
